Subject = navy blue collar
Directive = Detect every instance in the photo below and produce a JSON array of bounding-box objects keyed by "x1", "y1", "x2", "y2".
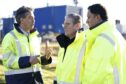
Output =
[
  {"x1": 14, "y1": 23, "x2": 37, "y2": 34},
  {"x1": 89, "y1": 20, "x2": 107, "y2": 30}
]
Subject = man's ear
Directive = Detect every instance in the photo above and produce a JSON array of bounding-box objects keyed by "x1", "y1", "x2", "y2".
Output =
[{"x1": 96, "y1": 15, "x2": 101, "y2": 20}]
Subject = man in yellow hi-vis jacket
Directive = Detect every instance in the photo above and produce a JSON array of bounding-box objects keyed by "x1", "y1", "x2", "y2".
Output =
[
  {"x1": 2, "y1": 6, "x2": 52, "y2": 84},
  {"x1": 54, "y1": 13, "x2": 87, "y2": 84},
  {"x1": 81, "y1": 4, "x2": 126, "y2": 84}
]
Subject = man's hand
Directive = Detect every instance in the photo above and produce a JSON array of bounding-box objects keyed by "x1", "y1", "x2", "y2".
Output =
[
  {"x1": 29, "y1": 55, "x2": 40, "y2": 65},
  {"x1": 45, "y1": 41, "x2": 52, "y2": 59}
]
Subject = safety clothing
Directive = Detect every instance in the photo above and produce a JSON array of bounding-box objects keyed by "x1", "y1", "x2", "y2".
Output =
[
  {"x1": 82, "y1": 21, "x2": 126, "y2": 84},
  {"x1": 55, "y1": 30, "x2": 87, "y2": 84},
  {"x1": 2, "y1": 23, "x2": 52, "y2": 84},
  {"x1": 55, "y1": 21, "x2": 126, "y2": 84}
]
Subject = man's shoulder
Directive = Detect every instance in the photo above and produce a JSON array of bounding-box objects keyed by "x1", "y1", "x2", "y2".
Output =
[{"x1": 3, "y1": 30, "x2": 15, "y2": 40}]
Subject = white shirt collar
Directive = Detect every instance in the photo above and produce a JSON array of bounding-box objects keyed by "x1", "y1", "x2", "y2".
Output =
[{"x1": 19, "y1": 27, "x2": 30, "y2": 36}]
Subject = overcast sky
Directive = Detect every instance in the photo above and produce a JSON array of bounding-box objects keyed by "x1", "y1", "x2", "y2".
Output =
[{"x1": 0, "y1": 0, "x2": 125, "y2": 24}]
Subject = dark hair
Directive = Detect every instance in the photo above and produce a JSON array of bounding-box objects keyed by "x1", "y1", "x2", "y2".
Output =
[
  {"x1": 88, "y1": 4, "x2": 108, "y2": 21},
  {"x1": 66, "y1": 13, "x2": 82, "y2": 25},
  {"x1": 15, "y1": 6, "x2": 33, "y2": 24}
]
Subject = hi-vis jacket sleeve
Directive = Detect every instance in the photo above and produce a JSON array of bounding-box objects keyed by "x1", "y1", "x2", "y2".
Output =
[
  {"x1": 123, "y1": 46, "x2": 126, "y2": 84},
  {"x1": 2, "y1": 34, "x2": 31, "y2": 69},
  {"x1": 114, "y1": 37, "x2": 126, "y2": 84},
  {"x1": 82, "y1": 36, "x2": 116, "y2": 84}
]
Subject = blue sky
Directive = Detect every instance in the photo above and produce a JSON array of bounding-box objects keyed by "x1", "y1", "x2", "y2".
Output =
[{"x1": 0, "y1": 0, "x2": 125, "y2": 24}]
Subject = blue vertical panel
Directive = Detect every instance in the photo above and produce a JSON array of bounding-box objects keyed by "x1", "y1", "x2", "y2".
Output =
[
  {"x1": 53, "y1": 6, "x2": 66, "y2": 33},
  {"x1": 3, "y1": 18, "x2": 14, "y2": 37},
  {"x1": 34, "y1": 7, "x2": 54, "y2": 34},
  {"x1": 34, "y1": 6, "x2": 66, "y2": 34}
]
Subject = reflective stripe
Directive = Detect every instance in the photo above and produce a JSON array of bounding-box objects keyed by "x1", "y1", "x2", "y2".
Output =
[
  {"x1": 5, "y1": 67, "x2": 40, "y2": 75},
  {"x1": 100, "y1": 33, "x2": 119, "y2": 84},
  {"x1": 8, "y1": 55, "x2": 16, "y2": 68},
  {"x1": 3, "y1": 52, "x2": 11, "y2": 59},
  {"x1": 10, "y1": 31, "x2": 22, "y2": 56},
  {"x1": 74, "y1": 38, "x2": 87, "y2": 84},
  {"x1": 114, "y1": 65, "x2": 119, "y2": 84},
  {"x1": 100, "y1": 33, "x2": 115, "y2": 47}
]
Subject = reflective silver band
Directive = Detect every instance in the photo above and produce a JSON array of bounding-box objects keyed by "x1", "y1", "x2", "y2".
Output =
[
  {"x1": 5, "y1": 67, "x2": 40, "y2": 75},
  {"x1": 74, "y1": 37, "x2": 87, "y2": 84},
  {"x1": 10, "y1": 31, "x2": 22, "y2": 56},
  {"x1": 100, "y1": 33, "x2": 119, "y2": 84},
  {"x1": 8, "y1": 55, "x2": 16, "y2": 68},
  {"x1": 3, "y1": 52, "x2": 11, "y2": 59},
  {"x1": 114, "y1": 65, "x2": 119, "y2": 84},
  {"x1": 100, "y1": 33, "x2": 115, "y2": 46}
]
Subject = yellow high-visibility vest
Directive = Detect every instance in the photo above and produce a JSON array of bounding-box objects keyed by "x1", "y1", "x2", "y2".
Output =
[{"x1": 2, "y1": 28, "x2": 41, "y2": 75}]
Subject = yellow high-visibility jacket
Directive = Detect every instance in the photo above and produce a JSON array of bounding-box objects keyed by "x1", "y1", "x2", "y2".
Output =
[
  {"x1": 82, "y1": 21, "x2": 126, "y2": 84},
  {"x1": 2, "y1": 23, "x2": 52, "y2": 84},
  {"x1": 55, "y1": 31, "x2": 87, "y2": 84},
  {"x1": 2, "y1": 27, "x2": 41, "y2": 72}
]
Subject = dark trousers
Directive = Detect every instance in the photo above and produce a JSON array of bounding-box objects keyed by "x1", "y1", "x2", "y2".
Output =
[
  {"x1": 53, "y1": 80, "x2": 57, "y2": 84},
  {"x1": 5, "y1": 71, "x2": 43, "y2": 84}
]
